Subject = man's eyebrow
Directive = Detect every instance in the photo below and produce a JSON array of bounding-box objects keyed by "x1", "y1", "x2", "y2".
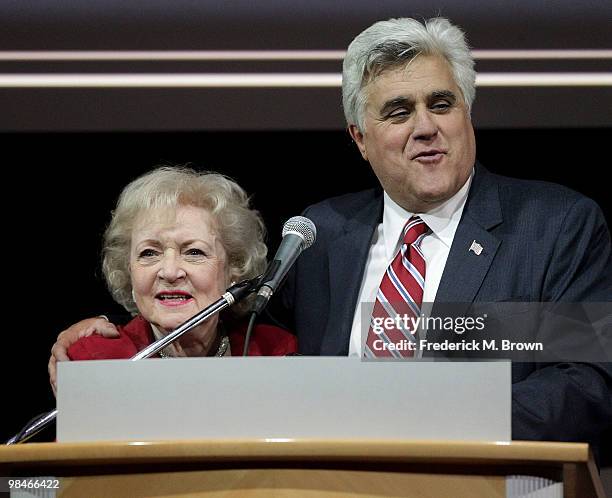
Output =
[
  {"x1": 430, "y1": 90, "x2": 457, "y2": 102},
  {"x1": 379, "y1": 96, "x2": 414, "y2": 116}
]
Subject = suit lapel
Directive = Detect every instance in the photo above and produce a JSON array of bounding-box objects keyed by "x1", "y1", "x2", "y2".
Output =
[
  {"x1": 434, "y1": 216, "x2": 500, "y2": 305},
  {"x1": 435, "y1": 165, "x2": 503, "y2": 307},
  {"x1": 320, "y1": 195, "x2": 383, "y2": 355}
]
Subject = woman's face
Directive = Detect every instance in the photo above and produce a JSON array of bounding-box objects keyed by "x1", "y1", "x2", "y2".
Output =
[{"x1": 129, "y1": 205, "x2": 229, "y2": 338}]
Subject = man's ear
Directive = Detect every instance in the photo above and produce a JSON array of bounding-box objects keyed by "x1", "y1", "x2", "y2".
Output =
[{"x1": 348, "y1": 124, "x2": 368, "y2": 161}]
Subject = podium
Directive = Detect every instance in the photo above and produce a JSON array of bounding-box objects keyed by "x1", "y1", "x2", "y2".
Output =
[{"x1": 0, "y1": 439, "x2": 606, "y2": 497}]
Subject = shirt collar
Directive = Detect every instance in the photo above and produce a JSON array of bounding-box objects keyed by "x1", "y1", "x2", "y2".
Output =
[{"x1": 382, "y1": 169, "x2": 473, "y2": 259}]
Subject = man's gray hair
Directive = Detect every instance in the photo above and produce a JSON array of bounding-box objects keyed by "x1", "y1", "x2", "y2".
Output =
[
  {"x1": 342, "y1": 17, "x2": 476, "y2": 131},
  {"x1": 102, "y1": 166, "x2": 267, "y2": 317}
]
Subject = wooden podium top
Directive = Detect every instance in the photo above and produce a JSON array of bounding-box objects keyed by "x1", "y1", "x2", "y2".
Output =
[
  {"x1": 0, "y1": 438, "x2": 592, "y2": 466},
  {"x1": 0, "y1": 440, "x2": 605, "y2": 498}
]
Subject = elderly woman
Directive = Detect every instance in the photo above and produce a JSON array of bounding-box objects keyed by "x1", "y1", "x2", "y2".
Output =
[{"x1": 62, "y1": 166, "x2": 296, "y2": 367}]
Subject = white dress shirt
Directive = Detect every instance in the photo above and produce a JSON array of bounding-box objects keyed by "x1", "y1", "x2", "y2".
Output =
[{"x1": 348, "y1": 171, "x2": 473, "y2": 356}]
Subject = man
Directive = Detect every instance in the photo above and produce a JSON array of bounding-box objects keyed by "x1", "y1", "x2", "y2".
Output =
[
  {"x1": 273, "y1": 17, "x2": 612, "y2": 449},
  {"x1": 50, "y1": 18, "x2": 611, "y2": 449}
]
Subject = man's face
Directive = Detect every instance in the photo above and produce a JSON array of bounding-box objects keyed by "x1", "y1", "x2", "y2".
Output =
[{"x1": 349, "y1": 55, "x2": 476, "y2": 213}]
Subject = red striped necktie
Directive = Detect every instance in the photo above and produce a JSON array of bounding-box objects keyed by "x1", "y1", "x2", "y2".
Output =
[{"x1": 364, "y1": 216, "x2": 428, "y2": 358}]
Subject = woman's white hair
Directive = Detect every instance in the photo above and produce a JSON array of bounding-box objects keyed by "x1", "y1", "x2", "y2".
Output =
[
  {"x1": 342, "y1": 17, "x2": 476, "y2": 131},
  {"x1": 102, "y1": 166, "x2": 267, "y2": 317}
]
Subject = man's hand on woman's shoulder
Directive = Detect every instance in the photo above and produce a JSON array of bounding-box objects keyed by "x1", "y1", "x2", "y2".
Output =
[{"x1": 48, "y1": 316, "x2": 120, "y2": 395}]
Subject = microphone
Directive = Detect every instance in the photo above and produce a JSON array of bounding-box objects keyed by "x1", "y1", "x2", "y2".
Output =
[{"x1": 252, "y1": 216, "x2": 316, "y2": 315}]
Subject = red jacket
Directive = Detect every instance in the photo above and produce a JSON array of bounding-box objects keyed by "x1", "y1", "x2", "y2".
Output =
[{"x1": 67, "y1": 315, "x2": 297, "y2": 360}]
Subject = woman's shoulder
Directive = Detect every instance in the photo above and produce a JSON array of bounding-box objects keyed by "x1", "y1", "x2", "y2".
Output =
[
  {"x1": 67, "y1": 316, "x2": 153, "y2": 360},
  {"x1": 228, "y1": 322, "x2": 297, "y2": 356},
  {"x1": 66, "y1": 316, "x2": 296, "y2": 359}
]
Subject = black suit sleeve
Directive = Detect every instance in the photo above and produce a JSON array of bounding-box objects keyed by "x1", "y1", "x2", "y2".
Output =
[{"x1": 511, "y1": 196, "x2": 612, "y2": 455}]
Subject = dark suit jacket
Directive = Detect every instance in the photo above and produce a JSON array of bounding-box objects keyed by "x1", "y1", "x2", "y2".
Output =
[{"x1": 278, "y1": 163, "x2": 612, "y2": 448}]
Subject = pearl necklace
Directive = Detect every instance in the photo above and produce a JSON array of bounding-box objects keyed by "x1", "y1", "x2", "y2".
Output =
[{"x1": 158, "y1": 335, "x2": 230, "y2": 358}]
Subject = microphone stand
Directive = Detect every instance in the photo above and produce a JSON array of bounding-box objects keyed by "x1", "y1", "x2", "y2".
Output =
[{"x1": 5, "y1": 278, "x2": 260, "y2": 445}]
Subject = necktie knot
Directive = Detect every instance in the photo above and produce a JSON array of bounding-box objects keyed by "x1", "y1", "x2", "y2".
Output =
[{"x1": 402, "y1": 216, "x2": 428, "y2": 246}]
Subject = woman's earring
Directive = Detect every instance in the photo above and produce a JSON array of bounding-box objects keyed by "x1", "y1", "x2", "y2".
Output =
[{"x1": 131, "y1": 289, "x2": 136, "y2": 302}]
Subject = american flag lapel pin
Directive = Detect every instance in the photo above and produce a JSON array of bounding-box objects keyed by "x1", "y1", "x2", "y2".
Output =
[{"x1": 469, "y1": 240, "x2": 483, "y2": 256}]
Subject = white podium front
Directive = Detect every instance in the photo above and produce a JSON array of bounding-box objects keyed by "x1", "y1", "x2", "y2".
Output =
[{"x1": 57, "y1": 357, "x2": 510, "y2": 442}]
